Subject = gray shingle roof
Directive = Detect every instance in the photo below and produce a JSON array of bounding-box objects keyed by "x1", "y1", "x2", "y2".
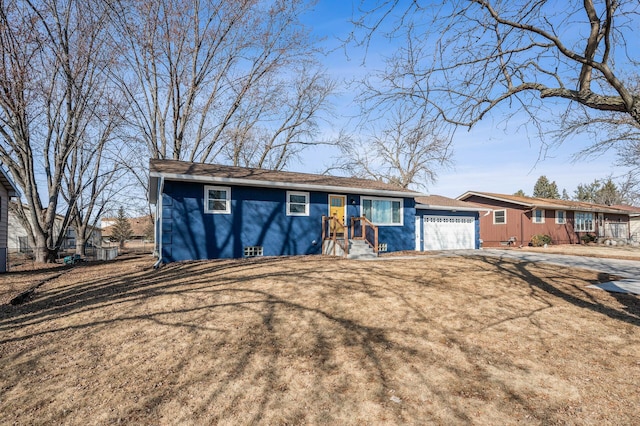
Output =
[
  {"x1": 149, "y1": 159, "x2": 421, "y2": 203},
  {"x1": 459, "y1": 191, "x2": 631, "y2": 214},
  {"x1": 415, "y1": 195, "x2": 488, "y2": 211}
]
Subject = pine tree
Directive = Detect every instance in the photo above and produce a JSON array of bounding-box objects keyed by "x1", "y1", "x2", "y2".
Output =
[
  {"x1": 112, "y1": 206, "x2": 133, "y2": 248},
  {"x1": 513, "y1": 189, "x2": 526, "y2": 197},
  {"x1": 574, "y1": 178, "x2": 624, "y2": 205},
  {"x1": 533, "y1": 176, "x2": 560, "y2": 199}
]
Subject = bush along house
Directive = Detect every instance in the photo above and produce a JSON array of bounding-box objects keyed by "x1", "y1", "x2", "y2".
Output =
[{"x1": 457, "y1": 191, "x2": 632, "y2": 247}]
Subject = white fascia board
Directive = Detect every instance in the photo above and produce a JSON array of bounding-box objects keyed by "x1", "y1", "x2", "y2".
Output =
[
  {"x1": 149, "y1": 171, "x2": 422, "y2": 198},
  {"x1": 415, "y1": 203, "x2": 490, "y2": 212}
]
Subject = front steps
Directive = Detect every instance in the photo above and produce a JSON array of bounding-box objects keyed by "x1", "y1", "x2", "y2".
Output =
[{"x1": 322, "y1": 239, "x2": 377, "y2": 259}]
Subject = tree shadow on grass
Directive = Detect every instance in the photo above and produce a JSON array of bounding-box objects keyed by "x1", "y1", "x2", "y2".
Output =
[
  {"x1": 2, "y1": 254, "x2": 636, "y2": 424},
  {"x1": 471, "y1": 254, "x2": 640, "y2": 327}
]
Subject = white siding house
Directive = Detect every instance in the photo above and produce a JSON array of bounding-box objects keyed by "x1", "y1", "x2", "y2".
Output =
[{"x1": 0, "y1": 168, "x2": 20, "y2": 272}]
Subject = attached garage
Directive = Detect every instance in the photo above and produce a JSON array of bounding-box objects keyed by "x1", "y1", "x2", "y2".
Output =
[
  {"x1": 422, "y1": 215, "x2": 475, "y2": 250},
  {"x1": 414, "y1": 195, "x2": 488, "y2": 251}
]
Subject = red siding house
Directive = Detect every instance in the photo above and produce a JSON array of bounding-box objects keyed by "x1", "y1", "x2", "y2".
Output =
[{"x1": 458, "y1": 191, "x2": 631, "y2": 247}]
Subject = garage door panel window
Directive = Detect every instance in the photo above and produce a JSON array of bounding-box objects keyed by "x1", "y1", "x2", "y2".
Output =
[{"x1": 362, "y1": 197, "x2": 402, "y2": 226}]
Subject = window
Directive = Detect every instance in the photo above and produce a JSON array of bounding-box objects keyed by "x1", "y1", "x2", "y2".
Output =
[
  {"x1": 556, "y1": 210, "x2": 566, "y2": 224},
  {"x1": 361, "y1": 197, "x2": 402, "y2": 226},
  {"x1": 204, "y1": 186, "x2": 231, "y2": 214},
  {"x1": 493, "y1": 210, "x2": 506, "y2": 224},
  {"x1": 574, "y1": 212, "x2": 594, "y2": 232},
  {"x1": 532, "y1": 209, "x2": 545, "y2": 224},
  {"x1": 243, "y1": 246, "x2": 263, "y2": 257},
  {"x1": 286, "y1": 191, "x2": 309, "y2": 216}
]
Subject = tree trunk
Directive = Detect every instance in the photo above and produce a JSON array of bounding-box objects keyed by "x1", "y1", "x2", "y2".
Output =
[
  {"x1": 76, "y1": 238, "x2": 86, "y2": 256},
  {"x1": 34, "y1": 234, "x2": 48, "y2": 264}
]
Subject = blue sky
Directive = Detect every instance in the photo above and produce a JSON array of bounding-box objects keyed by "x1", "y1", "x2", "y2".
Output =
[{"x1": 295, "y1": 0, "x2": 633, "y2": 199}]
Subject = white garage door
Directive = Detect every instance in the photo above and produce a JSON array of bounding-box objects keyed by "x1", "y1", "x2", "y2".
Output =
[{"x1": 423, "y1": 215, "x2": 475, "y2": 250}]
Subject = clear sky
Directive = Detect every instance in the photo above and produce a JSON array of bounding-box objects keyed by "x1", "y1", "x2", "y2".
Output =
[{"x1": 294, "y1": 0, "x2": 633, "y2": 199}]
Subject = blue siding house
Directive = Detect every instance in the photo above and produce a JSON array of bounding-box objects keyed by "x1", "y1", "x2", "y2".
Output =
[{"x1": 149, "y1": 159, "x2": 423, "y2": 263}]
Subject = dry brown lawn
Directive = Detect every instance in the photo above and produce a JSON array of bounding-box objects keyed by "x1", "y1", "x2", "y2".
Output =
[{"x1": 1, "y1": 253, "x2": 639, "y2": 425}]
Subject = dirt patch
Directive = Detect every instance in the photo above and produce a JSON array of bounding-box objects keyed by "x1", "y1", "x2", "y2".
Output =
[{"x1": 1, "y1": 253, "x2": 638, "y2": 424}]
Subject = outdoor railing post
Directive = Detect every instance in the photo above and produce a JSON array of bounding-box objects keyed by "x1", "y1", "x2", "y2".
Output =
[
  {"x1": 321, "y1": 215, "x2": 326, "y2": 243},
  {"x1": 374, "y1": 226, "x2": 379, "y2": 253},
  {"x1": 350, "y1": 217, "x2": 354, "y2": 241}
]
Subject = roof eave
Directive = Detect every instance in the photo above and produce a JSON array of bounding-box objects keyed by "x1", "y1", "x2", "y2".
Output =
[
  {"x1": 415, "y1": 203, "x2": 490, "y2": 212},
  {"x1": 149, "y1": 171, "x2": 421, "y2": 198},
  {"x1": 0, "y1": 168, "x2": 20, "y2": 197},
  {"x1": 457, "y1": 191, "x2": 533, "y2": 207}
]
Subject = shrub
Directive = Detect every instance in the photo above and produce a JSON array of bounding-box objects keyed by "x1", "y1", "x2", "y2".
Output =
[
  {"x1": 530, "y1": 234, "x2": 552, "y2": 247},
  {"x1": 581, "y1": 234, "x2": 596, "y2": 244}
]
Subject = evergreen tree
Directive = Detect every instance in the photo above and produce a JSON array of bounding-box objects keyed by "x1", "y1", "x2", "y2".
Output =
[
  {"x1": 533, "y1": 176, "x2": 560, "y2": 199},
  {"x1": 112, "y1": 206, "x2": 133, "y2": 248},
  {"x1": 574, "y1": 178, "x2": 624, "y2": 205},
  {"x1": 561, "y1": 189, "x2": 570, "y2": 200},
  {"x1": 513, "y1": 189, "x2": 526, "y2": 197}
]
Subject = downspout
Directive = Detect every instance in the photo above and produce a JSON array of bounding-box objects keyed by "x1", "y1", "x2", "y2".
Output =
[
  {"x1": 153, "y1": 177, "x2": 165, "y2": 269},
  {"x1": 522, "y1": 207, "x2": 534, "y2": 246}
]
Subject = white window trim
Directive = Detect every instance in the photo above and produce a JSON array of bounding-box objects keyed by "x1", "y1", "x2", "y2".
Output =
[
  {"x1": 493, "y1": 209, "x2": 506, "y2": 225},
  {"x1": 286, "y1": 191, "x2": 309, "y2": 216},
  {"x1": 532, "y1": 209, "x2": 545, "y2": 224},
  {"x1": 204, "y1": 185, "x2": 231, "y2": 214},
  {"x1": 555, "y1": 210, "x2": 567, "y2": 224},
  {"x1": 575, "y1": 211, "x2": 595, "y2": 232},
  {"x1": 361, "y1": 196, "x2": 403, "y2": 226}
]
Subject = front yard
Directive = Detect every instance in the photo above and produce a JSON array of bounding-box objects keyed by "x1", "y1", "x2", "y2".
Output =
[{"x1": 1, "y1": 253, "x2": 639, "y2": 424}]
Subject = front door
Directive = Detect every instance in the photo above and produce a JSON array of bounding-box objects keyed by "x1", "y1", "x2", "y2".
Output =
[
  {"x1": 598, "y1": 213, "x2": 605, "y2": 237},
  {"x1": 329, "y1": 195, "x2": 346, "y2": 236}
]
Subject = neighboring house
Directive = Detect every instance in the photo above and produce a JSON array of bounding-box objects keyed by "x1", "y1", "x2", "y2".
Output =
[
  {"x1": 101, "y1": 215, "x2": 153, "y2": 243},
  {"x1": 414, "y1": 195, "x2": 489, "y2": 250},
  {"x1": 8, "y1": 203, "x2": 101, "y2": 254},
  {"x1": 0, "y1": 168, "x2": 20, "y2": 272},
  {"x1": 458, "y1": 191, "x2": 631, "y2": 247}
]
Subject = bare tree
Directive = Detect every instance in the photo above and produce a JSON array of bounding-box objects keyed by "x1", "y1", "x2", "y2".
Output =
[
  {"x1": 221, "y1": 67, "x2": 338, "y2": 170},
  {"x1": 0, "y1": 0, "x2": 122, "y2": 262},
  {"x1": 62, "y1": 124, "x2": 130, "y2": 256},
  {"x1": 112, "y1": 0, "x2": 335, "y2": 186},
  {"x1": 352, "y1": 1, "x2": 640, "y2": 136},
  {"x1": 329, "y1": 108, "x2": 452, "y2": 189}
]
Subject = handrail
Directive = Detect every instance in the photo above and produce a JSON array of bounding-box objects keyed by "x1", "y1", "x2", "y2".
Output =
[
  {"x1": 321, "y1": 215, "x2": 348, "y2": 257},
  {"x1": 350, "y1": 216, "x2": 379, "y2": 254}
]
